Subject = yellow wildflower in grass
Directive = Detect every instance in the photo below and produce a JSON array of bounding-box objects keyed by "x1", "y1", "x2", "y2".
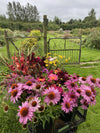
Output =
[
  {"x1": 68, "y1": 57, "x2": 71, "y2": 60},
  {"x1": 65, "y1": 59, "x2": 68, "y2": 63},
  {"x1": 58, "y1": 55, "x2": 63, "y2": 59}
]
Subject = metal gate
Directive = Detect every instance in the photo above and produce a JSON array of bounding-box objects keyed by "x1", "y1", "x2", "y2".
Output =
[{"x1": 48, "y1": 37, "x2": 81, "y2": 64}]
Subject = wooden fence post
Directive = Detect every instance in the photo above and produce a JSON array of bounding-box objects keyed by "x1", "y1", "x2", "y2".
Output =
[
  {"x1": 4, "y1": 30, "x2": 11, "y2": 60},
  {"x1": 43, "y1": 15, "x2": 48, "y2": 55}
]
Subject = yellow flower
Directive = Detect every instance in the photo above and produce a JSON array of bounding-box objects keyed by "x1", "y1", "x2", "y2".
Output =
[
  {"x1": 58, "y1": 55, "x2": 63, "y2": 59},
  {"x1": 47, "y1": 53, "x2": 51, "y2": 56},
  {"x1": 68, "y1": 57, "x2": 70, "y2": 60},
  {"x1": 65, "y1": 59, "x2": 68, "y2": 63},
  {"x1": 46, "y1": 64, "x2": 48, "y2": 67}
]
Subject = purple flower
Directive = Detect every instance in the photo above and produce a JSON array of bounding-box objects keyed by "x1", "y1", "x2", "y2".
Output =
[
  {"x1": 61, "y1": 98, "x2": 73, "y2": 113},
  {"x1": 18, "y1": 101, "x2": 34, "y2": 124},
  {"x1": 43, "y1": 87, "x2": 60, "y2": 105}
]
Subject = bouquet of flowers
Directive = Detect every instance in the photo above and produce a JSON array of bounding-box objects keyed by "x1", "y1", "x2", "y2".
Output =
[{"x1": 1, "y1": 52, "x2": 100, "y2": 133}]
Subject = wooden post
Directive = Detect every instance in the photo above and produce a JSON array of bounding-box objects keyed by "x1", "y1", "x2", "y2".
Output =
[
  {"x1": 43, "y1": 15, "x2": 48, "y2": 55},
  {"x1": 4, "y1": 30, "x2": 11, "y2": 60}
]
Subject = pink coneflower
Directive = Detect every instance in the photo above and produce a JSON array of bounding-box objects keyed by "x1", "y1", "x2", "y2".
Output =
[
  {"x1": 96, "y1": 78, "x2": 100, "y2": 88},
  {"x1": 10, "y1": 88, "x2": 22, "y2": 103},
  {"x1": 9, "y1": 83, "x2": 23, "y2": 93},
  {"x1": 90, "y1": 86, "x2": 96, "y2": 95},
  {"x1": 75, "y1": 87, "x2": 82, "y2": 97},
  {"x1": 71, "y1": 74, "x2": 78, "y2": 82},
  {"x1": 90, "y1": 96, "x2": 96, "y2": 105},
  {"x1": 80, "y1": 99, "x2": 89, "y2": 110},
  {"x1": 64, "y1": 91, "x2": 78, "y2": 107},
  {"x1": 48, "y1": 73, "x2": 58, "y2": 81},
  {"x1": 61, "y1": 98, "x2": 73, "y2": 113},
  {"x1": 87, "y1": 75, "x2": 96, "y2": 87},
  {"x1": 65, "y1": 80, "x2": 78, "y2": 91},
  {"x1": 18, "y1": 101, "x2": 34, "y2": 125},
  {"x1": 78, "y1": 77, "x2": 87, "y2": 84},
  {"x1": 23, "y1": 81, "x2": 36, "y2": 90},
  {"x1": 29, "y1": 96, "x2": 40, "y2": 111},
  {"x1": 43, "y1": 87, "x2": 60, "y2": 105},
  {"x1": 81, "y1": 85, "x2": 94, "y2": 102}
]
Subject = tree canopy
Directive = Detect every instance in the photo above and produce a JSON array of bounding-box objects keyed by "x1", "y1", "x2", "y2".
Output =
[{"x1": 7, "y1": 1, "x2": 40, "y2": 22}]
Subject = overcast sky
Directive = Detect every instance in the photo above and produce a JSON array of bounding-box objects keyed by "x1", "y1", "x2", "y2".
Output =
[{"x1": 0, "y1": 0, "x2": 100, "y2": 22}]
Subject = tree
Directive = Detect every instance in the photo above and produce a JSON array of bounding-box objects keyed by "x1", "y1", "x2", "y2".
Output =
[
  {"x1": 0, "y1": 15, "x2": 7, "y2": 20},
  {"x1": 83, "y1": 8, "x2": 96, "y2": 22},
  {"x1": 7, "y1": 1, "x2": 40, "y2": 22},
  {"x1": 7, "y1": 2, "x2": 15, "y2": 21},
  {"x1": 53, "y1": 16, "x2": 62, "y2": 25}
]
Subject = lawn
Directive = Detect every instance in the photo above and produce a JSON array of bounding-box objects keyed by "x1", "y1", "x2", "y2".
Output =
[{"x1": 0, "y1": 33, "x2": 100, "y2": 133}]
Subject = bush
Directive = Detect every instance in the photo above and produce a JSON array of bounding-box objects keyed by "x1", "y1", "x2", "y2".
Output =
[
  {"x1": 21, "y1": 30, "x2": 42, "y2": 51},
  {"x1": 29, "y1": 30, "x2": 41, "y2": 40},
  {"x1": 47, "y1": 23, "x2": 60, "y2": 31},
  {"x1": 22, "y1": 38, "x2": 37, "y2": 50},
  {"x1": 83, "y1": 29, "x2": 100, "y2": 49},
  {"x1": 0, "y1": 35, "x2": 5, "y2": 46}
]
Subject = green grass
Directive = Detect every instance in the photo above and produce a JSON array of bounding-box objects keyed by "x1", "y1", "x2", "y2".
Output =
[{"x1": 81, "y1": 47, "x2": 100, "y2": 62}]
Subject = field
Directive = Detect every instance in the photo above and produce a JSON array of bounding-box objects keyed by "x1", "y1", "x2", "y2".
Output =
[{"x1": 0, "y1": 31, "x2": 100, "y2": 133}]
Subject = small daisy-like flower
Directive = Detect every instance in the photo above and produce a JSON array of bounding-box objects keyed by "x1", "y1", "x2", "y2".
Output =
[
  {"x1": 81, "y1": 85, "x2": 93, "y2": 102},
  {"x1": 78, "y1": 77, "x2": 87, "y2": 84},
  {"x1": 29, "y1": 96, "x2": 40, "y2": 111},
  {"x1": 23, "y1": 81, "x2": 36, "y2": 90},
  {"x1": 43, "y1": 87, "x2": 60, "y2": 105},
  {"x1": 61, "y1": 98, "x2": 73, "y2": 113},
  {"x1": 18, "y1": 101, "x2": 34, "y2": 125},
  {"x1": 37, "y1": 77, "x2": 45, "y2": 82},
  {"x1": 65, "y1": 80, "x2": 78, "y2": 91},
  {"x1": 87, "y1": 75, "x2": 96, "y2": 87},
  {"x1": 48, "y1": 73, "x2": 58, "y2": 81},
  {"x1": 10, "y1": 88, "x2": 22, "y2": 103}
]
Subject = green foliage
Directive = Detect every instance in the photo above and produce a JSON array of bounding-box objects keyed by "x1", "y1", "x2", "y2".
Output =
[
  {"x1": 0, "y1": 27, "x2": 12, "y2": 35},
  {"x1": 53, "y1": 16, "x2": 62, "y2": 25},
  {"x1": 21, "y1": 38, "x2": 38, "y2": 50},
  {"x1": 21, "y1": 30, "x2": 41, "y2": 52},
  {"x1": 0, "y1": 21, "x2": 43, "y2": 31},
  {"x1": 83, "y1": 29, "x2": 100, "y2": 49},
  {"x1": 0, "y1": 27, "x2": 12, "y2": 46},
  {"x1": 29, "y1": 30, "x2": 41, "y2": 40},
  {"x1": 48, "y1": 23, "x2": 60, "y2": 31}
]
